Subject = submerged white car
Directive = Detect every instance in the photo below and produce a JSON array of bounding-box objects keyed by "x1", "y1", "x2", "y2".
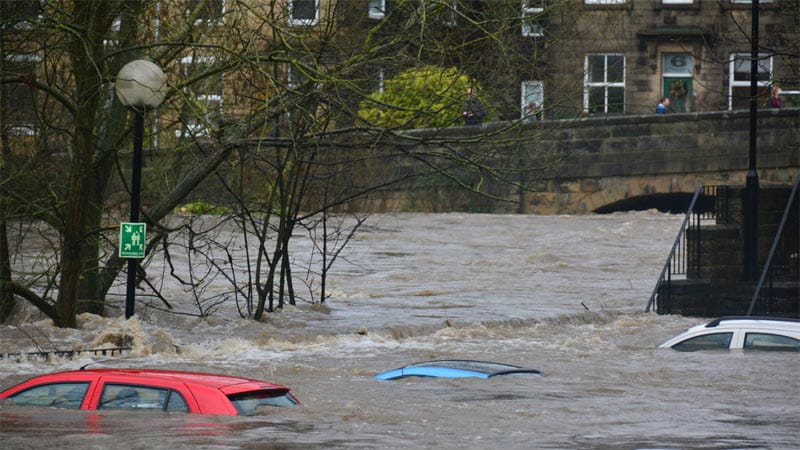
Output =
[{"x1": 659, "y1": 317, "x2": 800, "y2": 351}]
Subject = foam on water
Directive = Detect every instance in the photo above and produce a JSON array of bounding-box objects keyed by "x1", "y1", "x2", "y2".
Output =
[{"x1": 3, "y1": 212, "x2": 797, "y2": 449}]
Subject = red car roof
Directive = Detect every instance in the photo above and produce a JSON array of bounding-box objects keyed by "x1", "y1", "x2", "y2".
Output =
[
  {"x1": 1, "y1": 368, "x2": 297, "y2": 415},
  {"x1": 36, "y1": 368, "x2": 286, "y2": 390}
]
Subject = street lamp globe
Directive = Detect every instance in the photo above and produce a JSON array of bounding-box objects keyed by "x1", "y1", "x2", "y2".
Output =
[{"x1": 115, "y1": 59, "x2": 167, "y2": 109}]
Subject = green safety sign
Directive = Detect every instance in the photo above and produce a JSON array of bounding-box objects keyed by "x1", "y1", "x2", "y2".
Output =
[{"x1": 119, "y1": 222, "x2": 146, "y2": 259}]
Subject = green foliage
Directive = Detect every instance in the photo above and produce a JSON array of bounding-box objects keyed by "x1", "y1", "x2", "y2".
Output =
[
  {"x1": 358, "y1": 65, "x2": 480, "y2": 129},
  {"x1": 177, "y1": 201, "x2": 230, "y2": 216}
]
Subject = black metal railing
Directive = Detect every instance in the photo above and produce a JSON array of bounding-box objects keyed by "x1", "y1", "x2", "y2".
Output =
[
  {"x1": 646, "y1": 185, "x2": 705, "y2": 312},
  {"x1": 645, "y1": 185, "x2": 724, "y2": 313},
  {"x1": 747, "y1": 176, "x2": 800, "y2": 316},
  {"x1": 710, "y1": 185, "x2": 730, "y2": 224},
  {"x1": 0, "y1": 347, "x2": 131, "y2": 360}
]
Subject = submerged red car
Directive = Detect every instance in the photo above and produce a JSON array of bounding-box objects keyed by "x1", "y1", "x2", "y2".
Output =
[{"x1": 0, "y1": 368, "x2": 299, "y2": 416}]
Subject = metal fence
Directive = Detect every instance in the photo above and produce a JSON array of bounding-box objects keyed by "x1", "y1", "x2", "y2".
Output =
[
  {"x1": 646, "y1": 185, "x2": 709, "y2": 313},
  {"x1": 0, "y1": 347, "x2": 131, "y2": 360},
  {"x1": 747, "y1": 176, "x2": 800, "y2": 316}
]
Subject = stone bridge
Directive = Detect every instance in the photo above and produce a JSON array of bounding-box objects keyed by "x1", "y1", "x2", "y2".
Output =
[{"x1": 371, "y1": 108, "x2": 799, "y2": 215}]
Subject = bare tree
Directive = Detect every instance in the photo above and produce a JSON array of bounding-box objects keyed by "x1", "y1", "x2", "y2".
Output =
[{"x1": 2, "y1": 0, "x2": 582, "y2": 327}]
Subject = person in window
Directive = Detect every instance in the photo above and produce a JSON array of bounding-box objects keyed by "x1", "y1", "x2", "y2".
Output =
[
  {"x1": 767, "y1": 86, "x2": 782, "y2": 108},
  {"x1": 523, "y1": 102, "x2": 539, "y2": 123},
  {"x1": 462, "y1": 87, "x2": 486, "y2": 126},
  {"x1": 656, "y1": 97, "x2": 669, "y2": 114}
]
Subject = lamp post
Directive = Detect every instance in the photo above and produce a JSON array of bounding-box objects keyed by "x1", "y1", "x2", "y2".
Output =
[
  {"x1": 744, "y1": 1, "x2": 760, "y2": 281},
  {"x1": 115, "y1": 60, "x2": 167, "y2": 319}
]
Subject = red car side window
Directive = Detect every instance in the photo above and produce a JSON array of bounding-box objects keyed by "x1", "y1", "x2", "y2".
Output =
[
  {"x1": 8, "y1": 382, "x2": 89, "y2": 409},
  {"x1": 98, "y1": 384, "x2": 188, "y2": 412}
]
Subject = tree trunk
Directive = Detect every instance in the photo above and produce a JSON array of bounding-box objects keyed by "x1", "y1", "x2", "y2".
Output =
[
  {"x1": 57, "y1": 1, "x2": 105, "y2": 328},
  {"x1": 0, "y1": 219, "x2": 14, "y2": 321},
  {"x1": 77, "y1": 210, "x2": 103, "y2": 315},
  {"x1": 57, "y1": 118, "x2": 99, "y2": 328}
]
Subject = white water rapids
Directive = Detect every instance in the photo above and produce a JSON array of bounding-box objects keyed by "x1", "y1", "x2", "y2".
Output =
[{"x1": 1, "y1": 212, "x2": 798, "y2": 449}]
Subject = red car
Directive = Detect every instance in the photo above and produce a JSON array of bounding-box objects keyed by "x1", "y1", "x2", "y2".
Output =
[{"x1": 0, "y1": 368, "x2": 299, "y2": 416}]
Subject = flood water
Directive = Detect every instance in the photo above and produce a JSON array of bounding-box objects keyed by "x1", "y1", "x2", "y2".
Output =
[{"x1": 2, "y1": 212, "x2": 799, "y2": 449}]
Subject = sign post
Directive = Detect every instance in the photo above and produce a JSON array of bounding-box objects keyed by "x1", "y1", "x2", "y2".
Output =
[{"x1": 119, "y1": 222, "x2": 146, "y2": 259}]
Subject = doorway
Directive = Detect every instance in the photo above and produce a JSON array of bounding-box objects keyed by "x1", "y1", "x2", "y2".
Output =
[{"x1": 662, "y1": 54, "x2": 693, "y2": 113}]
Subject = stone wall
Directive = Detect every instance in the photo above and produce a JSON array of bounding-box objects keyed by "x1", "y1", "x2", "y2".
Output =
[
  {"x1": 128, "y1": 108, "x2": 798, "y2": 216},
  {"x1": 359, "y1": 107, "x2": 799, "y2": 214}
]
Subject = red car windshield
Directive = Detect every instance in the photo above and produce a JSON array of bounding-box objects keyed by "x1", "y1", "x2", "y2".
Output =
[{"x1": 227, "y1": 389, "x2": 298, "y2": 415}]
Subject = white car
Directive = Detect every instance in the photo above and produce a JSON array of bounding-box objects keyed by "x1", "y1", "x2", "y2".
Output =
[{"x1": 659, "y1": 317, "x2": 800, "y2": 351}]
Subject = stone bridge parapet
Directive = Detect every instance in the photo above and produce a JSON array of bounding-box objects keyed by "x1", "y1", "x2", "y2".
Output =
[{"x1": 370, "y1": 108, "x2": 799, "y2": 214}]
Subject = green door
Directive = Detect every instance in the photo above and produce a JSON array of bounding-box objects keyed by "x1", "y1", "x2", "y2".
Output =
[{"x1": 663, "y1": 77, "x2": 693, "y2": 113}]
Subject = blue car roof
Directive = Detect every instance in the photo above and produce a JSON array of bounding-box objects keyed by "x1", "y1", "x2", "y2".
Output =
[{"x1": 374, "y1": 360, "x2": 542, "y2": 380}]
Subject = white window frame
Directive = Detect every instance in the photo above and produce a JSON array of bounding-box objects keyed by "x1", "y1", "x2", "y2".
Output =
[
  {"x1": 289, "y1": 0, "x2": 319, "y2": 26},
  {"x1": 103, "y1": 16, "x2": 122, "y2": 47},
  {"x1": 4, "y1": 0, "x2": 42, "y2": 31},
  {"x1": 287, "y1": 63, "x2": 307, "y2": 89},
  {"x1": 375, "y1": 68, "x2": 385, "y2": 94},
  {"x1": 521, "y1": 3, "x2": 543, "y2": 37},
  {"x1": 4, "y1": 54, "x2": 42, "y2": 136},
  {"x1": 441, "y1": 0, "x2": 457, "y2": 27},
  {"x1": 186, "y1": 0, "x2": 225, "y2": 26},
  {"x1": 7, "y1": 53, "x2": 43, "y2": 63},
  {"x1": 728, "y1": 53, "x2": 773, "y2": 110},
  {"x1": 178, "y1": 55, "x2": 224, "y2": 137},
  {"x1": 368, "y1": 0, "x2": 385, "y2": 19},
  {"x1": 521, "y1": 80, "x2": 544, "y2": 120},
  {"x1": 584, "y1": 53, "x2": 626, "y2": 114},
  {"x1": 181, "y1": 55, "x2": 224, "y2": 104},
  {"x1": 585, "y1": 0, "x2": 625, "y2": 4},
  {"x1": 662, "y1": 0, "x2": 693, "y2": 4}
]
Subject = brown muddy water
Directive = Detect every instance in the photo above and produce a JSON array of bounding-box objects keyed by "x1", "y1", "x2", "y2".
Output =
[{"x1": 1, "y1": 212, "x2": 799, "y2": 449}]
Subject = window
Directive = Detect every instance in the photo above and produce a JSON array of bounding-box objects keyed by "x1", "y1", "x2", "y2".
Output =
[
  {"x1": 663, "y1": 0, "x2": 693, "y2": 4},
  {"x1": 521, "y1": 80, "x2": 543, "y2": 120},
  {"x1": 178, "y1": 55, "x2": 223, "y2": 138},
  {"x1": 663, "y1": 54, "x2": 693, "y2": 77},
  {"x1": 166, "y1": 390, "x2": 190, "y2": 411},
  {"x1": 2, "y1": 54, "x2": 40, "y2": 135},
  {"x1": 744, "y1": 333, "x2": 800, "y2": 351},
  {"x1": 8, "y1": 383, "x2": 89, "y2": 409},
  {"x1": 103, "y1": 16, "x2": 122, "y2": 47},
  {"x1": 228, "y1": 391, "x2": 299, "y2": 415},
  {"x1": 671, "y1": 333, "x2": 733, "y2": 351},
  {"x1": 289, "y1": 0, "x2": 318, "y2": 26},
  {"x1": 584, "y1": 54, "x2": 625, "y2": 115},
  {"x1": 440, "y1": 0, "x2": 457, "y2": 27},
  {"x1": 368, "y1": 0, "x2": 385, "y2": 19},
  {"x1": 99, "y1": 384, "x2": 189, "y2": 412},
  {"x1": 186, "y1": 0, "x2": 224, "y2": 24},
  {"x1": 729, "y1": 53, "x2": 772, "y2": 110},
  {"x1": 522, "y1": 2, "x2": 543, "y2": 37},
  {"x1": 0, "y1": 0, "x2": 40, "y2": 29},
  {"x1": 372, "y1": 68, "x2": 385, "y2": 94},
  {"x1": 585, "y1": 0, "x2": 625, "y2": 4},
  {"x1": 417, "y1": 0, "x2": 457, "y2": 27},
  {"x1": 287, "y1": 61, "x2": 308, "y2": 89}
]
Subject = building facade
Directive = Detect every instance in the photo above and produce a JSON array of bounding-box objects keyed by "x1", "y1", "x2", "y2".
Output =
[
  {"x1": 348, "y1": 0, "x2": 799, "y2": 119},
  {"x1": 2, "y1": 0, "x2": 798, "y2": 146}
]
